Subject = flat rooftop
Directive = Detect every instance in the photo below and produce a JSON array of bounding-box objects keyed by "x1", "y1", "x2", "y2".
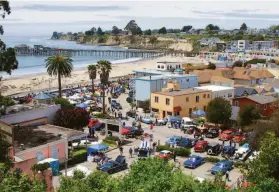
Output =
[
  {"x1": 134, "y1": 74, "x2": 197, "y2": 81},
  {"x1": 195, "y1": 85, "x2": 235, "y2": 91},
  {"x1": 153, "y1": 88, "x2": 210, "y2": 96},
  {"x1": 14, "y1": 124, "x2": 86, "y2": 153}
]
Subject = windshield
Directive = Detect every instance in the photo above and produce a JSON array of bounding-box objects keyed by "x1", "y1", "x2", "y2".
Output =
[
  {"x1": 223, "y1": 132, "x2": 232, "y2": 135},
  {"x1": 159, "y1": 152, "x2": 166, "y2": 155},
  {"x1": 189, "y1": 157, "x2": 196, "y2": 161},
  {"x1": 216, "y1": 163, "x2": 224, "y2": 167}
]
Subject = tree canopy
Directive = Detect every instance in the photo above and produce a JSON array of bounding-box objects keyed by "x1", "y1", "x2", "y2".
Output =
[
  {"x1": 97, "y1": 27, "x2": 104, "y2": 35},
  {"x1": 111, "y1": 26, "x2": 120, "y2": 35},
  {"x1": 206, "y1": 98, "x2": 232, "y2": 124},
  {"x1": 207, "y1": 63, "x2": 216, "y2": 70},
  {"x1": 158, "y1": 27, "x2": 167, "y2": 34},
  {"x1": 237, "y1": 104, "x2": 260, "y2": 127},
  {"x1": 124, "y1": 20, "x2": 140, "y2": 35},
  {"x1": 182, "y1": 25, "x2": 193, "y2": 32},
  {"x1": 144, "y1": 29, "x2": 152, "y2": 35},
  {"x1": 233, "y1": 61, "x2": 243, "y2": 68},
  {"x1": 0, "y1": 1, "x2": 18, "y2": 82},
  {"x1": 240, "y1": 23, "x2": 248, "y2": 30},
  {"x1": 206, "y1": 24, "x2": 220, "y2": 31}
]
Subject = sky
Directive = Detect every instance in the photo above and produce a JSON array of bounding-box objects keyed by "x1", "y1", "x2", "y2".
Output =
[{"x1": 1, "y1": 0, "x2": 279, "y2": 36}]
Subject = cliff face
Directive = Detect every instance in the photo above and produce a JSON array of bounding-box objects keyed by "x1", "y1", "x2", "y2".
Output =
[{"x1": 50, "y1": 33, "x2": 193, "y2": 51}]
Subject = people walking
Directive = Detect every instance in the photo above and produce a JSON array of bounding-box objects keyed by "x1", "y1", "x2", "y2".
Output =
[
  {"x1": 150, "y1": 123, "x2": 153, "y2": 131},
  {"x1": 225, "y1": 170, "x2": 230, "y2": 181},
  {"x1": 119, "y1": 146, "x2": 123, "y2": 155},
  {"x1": 173, "y1": 151, "x2": 176, "y2": 162},
  {"x1": 129, "y1": 147, "x2": 133, "y2": 158}
]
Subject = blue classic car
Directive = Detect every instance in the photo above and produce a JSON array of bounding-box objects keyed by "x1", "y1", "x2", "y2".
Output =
[
  {"x1": 166, "y1": 136, "x2": 197, "y2": 148},
  {"x1": 221, "y1": 145, "x2": 236, "y2": 159},
  {"x1": 141, "y1": 117, "x2": 153, "y2": 124},
  {"x1": 184, "y1": 155, "x2": 205, "y2": 168},
  {"x1": 210, "y1": 160, "x2": 233, "y2": 175},
  {"x1": 97, "y1": 155, "x2": 128, "y2": 174}
]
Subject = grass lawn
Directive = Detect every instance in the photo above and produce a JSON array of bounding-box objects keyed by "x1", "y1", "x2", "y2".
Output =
[{"x1": 101, "y1": 141, "x2": 116, "y2": 148}]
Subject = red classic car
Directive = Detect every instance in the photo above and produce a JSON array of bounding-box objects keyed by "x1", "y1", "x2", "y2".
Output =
[
  {"x1": 194, "y1": 141, "x2": 209, "y2": 152},
  {"x1": 157, "y1": 150, "x2": 173, "y2": 160},
  {"x1": 232, "y1": 132, "x2": 245, "y2": 143},
  {"x1": 219, "y1": 130, "x2": 233, "y2": 141}
]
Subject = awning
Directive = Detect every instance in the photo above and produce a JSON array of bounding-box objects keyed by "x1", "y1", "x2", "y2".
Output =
[{"x1": 173, "y1": 106, "x2": 182, "y2": 112}]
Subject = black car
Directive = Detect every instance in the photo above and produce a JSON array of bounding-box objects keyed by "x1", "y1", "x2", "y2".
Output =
[
  {"x1": 112, "y1": 102, "x2": 122, "y2": 110},
  {"x1": 126, "y1": 110, "x2": 137, "y2": 118},
  {"x1": 124, "y1": 126, "x2": 144, "y2": 138},
  {"x1": 207, "y1": 142, "x2": 222, "y2": 156},
  {"x1": 137, "y1": 148, "x2": 150, "y2": 159},
  {"x1": 126, "y1": 97, "x2": 136, "y2": 103},
  {"x1": 97, "y1": 155, "x2": 128, "y2": 174},
  {"x1": 205, "y1": 128, "x2": 219, "y2": 138}
]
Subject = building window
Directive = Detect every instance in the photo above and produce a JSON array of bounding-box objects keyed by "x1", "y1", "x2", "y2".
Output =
[
  {"x1": 228, "y1": 93, "x2": 232, "y2": 98},
  {"x1": 186, "y1": 97, "x2": 189, "y2": 102},
  {"x1": 256, "y1": 104, "x2": 259, "y2": 109},
  {"x1": 154, "y1": 96, "x2": 159, "y2": 103},
  {"x1": 167, "y1": 111, "x2": 172, "y2": 116},
  {"x1": 207, "y1": 94, "x2": 210, "y2": 98},
  {"x1": 166, "y1": 98, "x2": 170, "y2": 105},
  {"x1": 196, "y1": 96, "x2": 199, "y2": 103},
  {"x1": 174, "y1": 111, "x2": 180, "y2": 116},
  {"x1": 264, "y1": 104, "x2": 267, "y2": 110},
  {"x1": 189, "y1": 108, "x2": 192, "y2": 115},
  {"x1": 204, "y1": 106, "x2": 207, "y2": 111},
  {"x1": 235, "y1": 100, "x2": 239, "y2": 106},
  {"x1": 203, "y1": 94, "x2": 206, "y2": 98}
]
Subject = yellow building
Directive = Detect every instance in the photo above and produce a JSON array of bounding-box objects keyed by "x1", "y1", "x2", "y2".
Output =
[{"x1": 151, "y1": 81, "x2": 212, "y2": 118}]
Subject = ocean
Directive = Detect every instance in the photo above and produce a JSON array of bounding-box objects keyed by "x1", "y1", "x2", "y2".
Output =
[{"x1": 0, "y1": 36, "x2": 142, "y2": 78}]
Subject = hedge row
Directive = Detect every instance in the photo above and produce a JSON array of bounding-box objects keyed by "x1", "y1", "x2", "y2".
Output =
[
  {"x1": 156, "y1": 145, "x2": 191, "y2": 157},
  {"x1": 234, "y1": 161, "x2": 249, "y2": 169},
  {"x1": 105, "y1": 136, "x2": 119, "y2": 141},
  {"x1": 205, "y1": 157, "x2": 221, "y2": 163}
]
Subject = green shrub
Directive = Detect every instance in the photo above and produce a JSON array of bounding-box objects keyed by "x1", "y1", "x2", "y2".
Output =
[
  {"x1": 68, "y1": 149, "x2": 87, "y2": 165},
  {"x1": 156, "y1": 145, "x2": 191, "y2": 157},
  {"x1": 0, "y1": 96, "x2": 14, "y2": 107},
  {"x1": 205, "y1": 157, "x2": 221, "y2": 163},
  {"x1": 105, "y1": 136, "x2": 119, "y2": 141},
  {"x1": 234, "y1": 161, "x2": 249, "y2": 169},
  {"x1": 52, "y1": 98, "x2": 74, "y2": 109}
]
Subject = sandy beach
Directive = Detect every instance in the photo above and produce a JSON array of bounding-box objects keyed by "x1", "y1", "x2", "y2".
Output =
[{"x1": 1, "y1": 56, "x2": 205, "y2": 96}]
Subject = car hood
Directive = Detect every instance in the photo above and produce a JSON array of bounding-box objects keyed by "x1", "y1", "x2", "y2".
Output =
[
  {"x1": 184, "y1": 160, "x2": 194, "y2": 165},
  {"x1": 236, "y1": 147, "x2": 249, "y2": 154},
  {"x1": 210, "y1": 165, "x2": 222, "y2": 172},
  {"x1": 99, "y1": 162, "x2": 114, "y2": 170}
]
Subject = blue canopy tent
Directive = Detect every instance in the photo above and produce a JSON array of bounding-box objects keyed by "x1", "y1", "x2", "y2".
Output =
[
  {"x1": 76, "y1": 103, "x2": 89, "y2": 108},
  {"x1": 87, "y1": 144, "x2": 109, "y2": 156},
  {"x1": 34, "y1": 92, "x2": 51, "y2": 100},
  {"x1": 47, "y1": 93, "x2": 57, "y2": 98},
  {"x1": 192, "y1": 110, "x2": 206, "y2": 117}
]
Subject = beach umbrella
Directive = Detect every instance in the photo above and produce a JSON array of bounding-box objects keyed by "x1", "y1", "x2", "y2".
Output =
[
  {"x1": 192, "y1": 110, "x2": 206, "y2": 117},
  {"x1": 76, "y1": 103, "x2": 89, "y2": 109}
]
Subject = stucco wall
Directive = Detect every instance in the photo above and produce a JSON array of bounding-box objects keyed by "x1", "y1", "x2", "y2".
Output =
[
  {"x1": 211, "y1": 89, "x2": 234, "y2": 103},
  {"x1": 15, "y1": 139, "x2": 67, "y2": 162},
  {"x1": 0, "y1": 105, "x2": 61, "y2": 125}
]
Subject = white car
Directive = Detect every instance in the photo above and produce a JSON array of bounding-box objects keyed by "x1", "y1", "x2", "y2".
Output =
[
  {"x1": 248, "y1": 151, "x2": 260, "y2": 161},
  {"x1": 72, "y1": 140, "x2": 99, "y2": 148},
  {"x1": 234, "y1": 144, "x2": 251, "y2": 161}
]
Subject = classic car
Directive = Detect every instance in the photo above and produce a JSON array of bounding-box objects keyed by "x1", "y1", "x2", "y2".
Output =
[
  {"x1": 126, "y1": 110, "x2": 137, "y2": 118},
  {"x1": 157, "y1": 119, "x2": 168, "y2": 126},
  {"x1": 157, "y1": 150, "x2": 173, "y2": 160},
  {"x1": 194, "y1": 140, "x2": 209, "y2": 152},
  {"x1": 219, "y1": 130, "x2": 233, "y2": 141},
  {"x1": 93, "y1": 122, "x2": 105, "y2": 131},
  {"x1": 124, "y1": 126, "x2": 144, "y2": 137},
  {"x1": 232, "y1": 132, "x2": 246, "y2": 143},
  {"x1": 166, "y1": 136, "x2": 197, "y2": 148},
  {"x1": 248, "y1": 151, "x2": 260, "y2": 161},
  {"x1": 137, "y1": 148, "x2": 150, "y2": 159},
  {"x1": 141, "y1": 117, "x2": 153, "y2": 124},
  {"x1": 205, "y1": 128, "x2": 219, "y2": 138},
  {"x1": 184, "y1": 155, "x2": 205, "y2": 169},
  {"x1": 210, "y1": 160, "x2": 234, "y2": 175},
  {"x1": 111, "y1": 102, "x2": 122, "y2": 109},
  {"x1": 233, "y1": 143, "x2": 253, "y2": 161},
  {"x1": 221, "y1": 145, "x2": 236, "y2": 159},
  {"x1": 97, "y1": 155, "x2": 128, "y2": 174},
  {"x1": 207, "y1": 142, "x2": 222, "y2": 156}
]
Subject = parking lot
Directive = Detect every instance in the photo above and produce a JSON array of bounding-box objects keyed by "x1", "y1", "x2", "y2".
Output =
[{"x1": 56, "y1": 92, "x2": 243, "y2": 188}]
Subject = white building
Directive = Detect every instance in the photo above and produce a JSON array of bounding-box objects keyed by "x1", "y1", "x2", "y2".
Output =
[
  {"x1": 195, "y1": 85, "x2": 235, "y2": 104},
  {"x1": 156, "y1": 62, "x2": 182, "y2": 72},
  {"x1": 237, "y1": 40, "x2": 250, "y2": 51}
]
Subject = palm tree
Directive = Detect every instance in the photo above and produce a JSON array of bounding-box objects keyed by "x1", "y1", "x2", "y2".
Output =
[
  {"x1": 45, "y1": 55, "x2": 73, "y2": 98},
  {"x1": 87, "y1": 64, "x2": 97, "y2": 95},
  {"x1": 96, "y1": 60, "x2": 112, "y2": 114}
]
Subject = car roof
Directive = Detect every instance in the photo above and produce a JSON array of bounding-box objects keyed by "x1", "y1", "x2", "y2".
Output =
[
  {"x1": 218, "y1": 160, "x2": 230, "y2": 164},
  {"x1": 161, "y1": 150, "x2": 171, "y2": 153},
  {"x1": 190, "y1": 155, "x2": 201, "y2": 158},
  {"x1": 223, "y1": 130, "x2": 232, "y2": 133},
  {"x1": 208, "y1": 142, "x2": 220, "y2": 146}
]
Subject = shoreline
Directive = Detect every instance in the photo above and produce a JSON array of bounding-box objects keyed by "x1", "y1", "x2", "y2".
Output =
[{"x1": 1, "y1": 56, "x2": 205, "y2": 96}]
